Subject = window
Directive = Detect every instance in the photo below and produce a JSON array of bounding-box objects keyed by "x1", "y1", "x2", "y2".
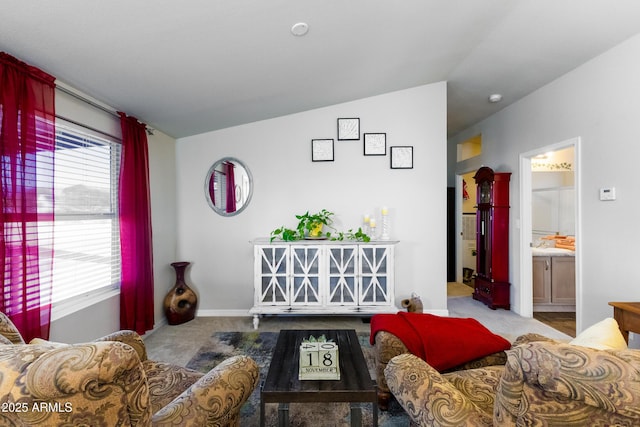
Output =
[{"x1": 39, "y1": 120, "x2": 122, "y2": 317}]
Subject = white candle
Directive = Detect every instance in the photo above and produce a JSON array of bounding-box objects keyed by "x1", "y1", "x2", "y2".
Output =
[
  {"x1": 364, "y1": 214, "x2": 370, "y2": 224},
  {"x1": 369, "y1": 218, "x2": 376, "y2": 227},
  {"x1": 381, "y1": 206, "x2": 388, "y2": 215}
]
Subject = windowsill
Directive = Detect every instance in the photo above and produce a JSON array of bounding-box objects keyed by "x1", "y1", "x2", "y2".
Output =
[{"x1": 51, "y1": 287, "x2": 120, "y2": 322}]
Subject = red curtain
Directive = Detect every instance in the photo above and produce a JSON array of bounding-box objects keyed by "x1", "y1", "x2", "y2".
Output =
[
  {"x1": 225, "y1": 161, "x2": 236, "y2": 213},
  {"x1": 0, "y1": 52, "x2": 56, "y2": 341},
  {"x1": 118, "y1": 112, "x2": 154, "y2": 335}
]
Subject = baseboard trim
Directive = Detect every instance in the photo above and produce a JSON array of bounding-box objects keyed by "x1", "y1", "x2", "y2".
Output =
[
  {"x1": 194, "y1": 308, "x2": 450, "y2": 317},
  {"x1": 196, "y1": 309, "x2": 253, "y2": 317},
  {"x1": 426, "y1": 309, "x2": 449, "y2": 316}
]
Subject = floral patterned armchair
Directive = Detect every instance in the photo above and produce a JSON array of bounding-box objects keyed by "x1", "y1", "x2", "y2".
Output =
[
  {"x1": 372, "y1": 330, "x2": 514, "y2": 410},
  {"x1": 385, "y1": 338, "x2": 640, "y2": 426},
  {"x1": 0, "y1": 312, "x2": 259, "y2": 426}
]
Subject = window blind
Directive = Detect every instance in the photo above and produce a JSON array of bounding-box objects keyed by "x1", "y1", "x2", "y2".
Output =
[{"x1": 44, "y1": 121, "x2": 121, "y2": 304}]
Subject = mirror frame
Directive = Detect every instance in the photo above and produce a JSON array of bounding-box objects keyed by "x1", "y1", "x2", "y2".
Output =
[{"x1": 204, "y1": 157, "x2": 253, "y2": 217}]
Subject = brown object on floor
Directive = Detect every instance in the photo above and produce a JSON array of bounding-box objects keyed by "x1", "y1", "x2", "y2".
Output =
[
  {"x1": 164, "y1": 261, "x2": 197, "y2": 325},
  {"x1": 401, "y1": 293, "x2": 423, "y2": 313},
  {"x1": 609, "y1": 301, "x2": 640, "y2": 344}
]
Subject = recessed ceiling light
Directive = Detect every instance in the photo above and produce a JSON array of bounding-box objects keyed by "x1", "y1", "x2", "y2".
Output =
[
  {"x1": 488, "y1": 94, "x2": 503, "y2": 103},
  {"x1": 291, "y1": 22, "x2": 309, "y2": 37}
]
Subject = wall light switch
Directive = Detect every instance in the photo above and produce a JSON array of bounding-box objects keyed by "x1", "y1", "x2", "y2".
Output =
[{"x1": 599, "y1": 187, "x2": 616, "y2": 201}]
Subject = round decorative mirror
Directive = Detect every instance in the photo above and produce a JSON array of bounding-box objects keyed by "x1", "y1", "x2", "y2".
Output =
[{"x1": 204, "y1": 157, "x2": 253, "y2": 216}]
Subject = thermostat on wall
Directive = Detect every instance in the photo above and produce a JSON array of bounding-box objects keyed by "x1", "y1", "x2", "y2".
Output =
[{"x1": 599, "y1": 187, "x2": 616, "y2": 201}]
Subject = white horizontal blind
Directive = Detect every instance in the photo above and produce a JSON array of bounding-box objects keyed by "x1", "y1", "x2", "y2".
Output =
[
  {"x1": 210, "y1": 169, "x2": 227, "y2": 208},
  {"x1": 42, "y1": 121, "x2": 121, "y2": 304}
]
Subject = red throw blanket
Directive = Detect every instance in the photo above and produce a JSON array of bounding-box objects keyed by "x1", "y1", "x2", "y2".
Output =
[{"x1": 370, "y1": 312, "x2": 510, "y2": 371}]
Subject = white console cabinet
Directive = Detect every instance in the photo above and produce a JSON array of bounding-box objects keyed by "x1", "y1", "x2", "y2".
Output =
[{"x1": 250, "y1": 239, "x2": 398, "y2": 328}]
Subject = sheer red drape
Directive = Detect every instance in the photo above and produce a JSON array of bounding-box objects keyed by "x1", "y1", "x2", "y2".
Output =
[
  {"x1": 0, "y1": 52, "x2": 56, "y2": 341},
  {"x1": 118, "y1": 112, "x2": 154, "y2": 335},
  {"x1": 224, "y1": 161, "x2": 236, "y2": 213}
]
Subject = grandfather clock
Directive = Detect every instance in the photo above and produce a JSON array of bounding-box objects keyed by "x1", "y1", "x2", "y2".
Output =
[{"x1": 473, "y1": 167, "x2": 511, "y2": 310}]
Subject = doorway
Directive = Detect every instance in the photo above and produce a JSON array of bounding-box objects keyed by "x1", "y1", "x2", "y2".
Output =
[
  {"x1": 520, "y1": 138, "x2": 581, "y2": 335},
  {"x1": 454, "y1": 170, "x2": 479, "y2": 286}
]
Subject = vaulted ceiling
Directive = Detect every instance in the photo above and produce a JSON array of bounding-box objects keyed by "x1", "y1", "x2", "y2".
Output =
[{"x1": 3, "y1": 0, "x2": 640, "y2": 138}]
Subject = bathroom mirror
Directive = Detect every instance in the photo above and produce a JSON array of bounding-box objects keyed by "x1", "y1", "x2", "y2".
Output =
[{"x1": 204, "y1": 157, "x2": 253, "y2": 216}]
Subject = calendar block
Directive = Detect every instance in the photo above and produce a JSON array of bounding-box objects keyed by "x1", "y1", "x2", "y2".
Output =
[{"x1": 299, "y1": 338, "x2": 340, "y2": 380}]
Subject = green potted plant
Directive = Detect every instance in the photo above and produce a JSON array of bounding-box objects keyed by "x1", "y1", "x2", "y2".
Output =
[
  {"x1": 270, "y1": 209, "x2": 371, "y2": 242},
  {"x1": 270, "y1": 209, "x2": 335, "y2": 241}
]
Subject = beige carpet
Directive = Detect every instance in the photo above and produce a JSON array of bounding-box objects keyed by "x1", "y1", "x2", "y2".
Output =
[
  {"x1": 146, "y1": 285, "x2": 571, "y2": 365},
  {"x1": 143, "y1": 284, "x2": 572, "y2": 425},
  {"x1": 446, "y1": 282, "x2": 571, "y2": 342}
]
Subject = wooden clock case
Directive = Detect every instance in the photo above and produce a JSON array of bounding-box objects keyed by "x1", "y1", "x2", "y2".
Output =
[{"x1": 473, "y1": 167, "x2": 511, "y2": 310}]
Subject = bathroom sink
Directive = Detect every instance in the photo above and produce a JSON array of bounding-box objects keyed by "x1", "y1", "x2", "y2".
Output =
[{"x1": 532, "y1": 247, "x2": 575, "y2": 256}]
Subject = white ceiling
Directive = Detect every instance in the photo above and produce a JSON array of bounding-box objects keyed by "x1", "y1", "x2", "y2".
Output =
[{"x1": 3, "y1": 0, "x2": 640, "y2": 138}]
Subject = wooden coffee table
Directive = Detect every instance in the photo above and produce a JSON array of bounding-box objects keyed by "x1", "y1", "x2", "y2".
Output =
[{"x1": 260, "y1": 329, "x2": 377, "y2": 427}]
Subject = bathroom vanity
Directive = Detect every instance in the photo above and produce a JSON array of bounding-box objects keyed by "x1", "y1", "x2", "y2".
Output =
[{"x1": 532, "y1": 248, "x2": 575, "y2": 311}]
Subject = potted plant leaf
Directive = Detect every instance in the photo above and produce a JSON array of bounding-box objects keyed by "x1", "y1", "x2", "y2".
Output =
[
  {"x1": 270, "y1": 209, "x2": 370, "y2": 242},
  {"x1": 270, "y1": 209, "x2": 335, "y2": 241}
]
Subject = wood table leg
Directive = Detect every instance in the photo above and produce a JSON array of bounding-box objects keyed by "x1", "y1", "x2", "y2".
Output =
[
  {"x1": 612, "y1": 306, "x2": 630, "y2": 344},
  {"x1": 609, "y1": 302, "x2": 640, "y2": 345},
  {"x1": 350, "y1": 403, "x2": 362, "y2": 426},
  {"x1": 260, "y1": 387, "x2": 265, "y2": 427},
  {"x1": 372, "y1": 400, "x2": 378, "y2": 426},
  {"x1": 278, "y1": 403, "x2": 289, "y2": 427}
]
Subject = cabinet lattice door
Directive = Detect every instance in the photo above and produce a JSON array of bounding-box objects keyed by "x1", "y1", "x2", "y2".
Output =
[
  {"x1": 327, "y1": 245, "x2": 358, "y2": 305},
  {"x1": 291, "y1": 246, "x2": 321, "y2": 305},
  {"x1": 252, "y1": 241, "x2": 397, "y2": 329},
  {"x1": 257, "y1": 246, "x2": 289, "y2": 305},
  {"x1": 359, "y1": 246, "x2": 390, "y2": 304}
]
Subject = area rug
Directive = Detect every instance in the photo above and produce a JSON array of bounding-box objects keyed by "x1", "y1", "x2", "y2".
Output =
[{"x1": 186, "y1": 331, "x2": 408, "y2": 426}]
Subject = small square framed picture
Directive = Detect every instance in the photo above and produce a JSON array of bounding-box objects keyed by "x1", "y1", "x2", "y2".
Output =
[
  {"x1": 311, "y1": 139, "x2": 334, "y2": 162},
  {"x1": 337, "y1": 118, "x2": 360, "y2": 140},
  {"x1": 363, "y1": 133, "x2": 386, "y2": 156},
  {"x1": 390, "y1": 146, "x2": 413, "y2": 169}
]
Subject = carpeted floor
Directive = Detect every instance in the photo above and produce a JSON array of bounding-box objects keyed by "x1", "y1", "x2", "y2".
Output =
[
  {"x1": 145, "y1": 284, "x2": 573, "y2": 425},
  {"x1": 448, "y1": 281, "x2": 577, "y2": 337},
  {"x1": 446, "y1": 289, "x2": 572, "y2": 343},
  {"x1": 186, "y1": 331, "x2": 407, "y2": 426}
]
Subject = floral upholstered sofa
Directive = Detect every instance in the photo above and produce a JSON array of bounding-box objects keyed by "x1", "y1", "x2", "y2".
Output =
[
  {"x1": 0, "y1": 312, "x2": 259, "y2": 426},
  {"x1": 384, "y1": 327, "x2": 640, "y2": 426}
]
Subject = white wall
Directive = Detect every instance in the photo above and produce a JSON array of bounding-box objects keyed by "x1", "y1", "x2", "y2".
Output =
[
  {"x1": 176, "y1": 83, "x2": 448, "y2": 315},
  {"x1": 449, "y1": 32, "x2": 640, "y2": 336},
  {"x1": 147, "y1": 131, "x2": 178, "y2": 326}
]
